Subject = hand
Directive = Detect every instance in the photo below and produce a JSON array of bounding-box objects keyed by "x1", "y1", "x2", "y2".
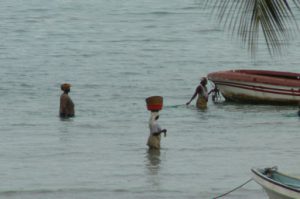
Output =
[
  {"x1": 162, "y1": 129, "x2": 167, "y2": 137},
  {"x1": 186, "y1": 102, "x2": 190, "y2": 106}
]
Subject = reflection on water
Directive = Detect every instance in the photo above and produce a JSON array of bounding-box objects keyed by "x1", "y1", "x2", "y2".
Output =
[
  {"x1": 145, "y1": 149, "x2": 161, "y2": 175},
  {"x1": 58, "y1": 117, "x2": 74, "y2": 142},
  {"x1": 59, "y1": 116, "x2": 75, "y2": 122},
  {"x1": 145, "y1": 149, "x2": 162, "y2": 189}
]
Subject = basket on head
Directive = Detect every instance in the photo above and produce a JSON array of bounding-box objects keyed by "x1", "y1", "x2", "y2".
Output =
[{"x1": 146, "y1": 96, "x2": 163, "y2": 111}]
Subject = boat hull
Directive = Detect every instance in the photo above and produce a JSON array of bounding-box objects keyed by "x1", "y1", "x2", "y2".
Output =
[
  {"x1": 251, "y1": 168, "x2": 300, "y2": 199},
  {"x1": 208, "y1": 70, "x2": 300, "y2": 105}
]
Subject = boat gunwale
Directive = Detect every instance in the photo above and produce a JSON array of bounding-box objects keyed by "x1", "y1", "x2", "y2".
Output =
[
  {"x1": 208, "y1": 70, "x2": 300, "y2": 87},
  {"x1": 233, "y1": 69, "x2": 300, "y2": 78},
  {"x1": 251, "y1": 168, "x2": 300, "y2": 194},
  {"x1": 212, "y1": 80, "x2": 300, "y2": 99}
]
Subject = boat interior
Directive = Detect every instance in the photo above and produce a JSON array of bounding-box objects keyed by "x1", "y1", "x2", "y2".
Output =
[{"x1": 263, "y1": 167, "x2": 300, "y2": 189}]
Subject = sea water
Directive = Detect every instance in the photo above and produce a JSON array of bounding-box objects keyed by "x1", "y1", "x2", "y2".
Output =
[{"x1": 1, "y1": 0, "x2": 300, "y2": 198}]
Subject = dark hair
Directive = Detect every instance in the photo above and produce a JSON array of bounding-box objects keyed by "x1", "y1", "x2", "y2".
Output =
[{"x1": 201, "y1": 78, "x2": 207, "y2": 85}]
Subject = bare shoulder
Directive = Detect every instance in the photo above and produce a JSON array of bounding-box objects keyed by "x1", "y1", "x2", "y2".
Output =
[
  {"x1": 61, "y1": 94, "x2": 70, "y2": 99},
  {"x1": 196, "y1": 85, "x2": 203, "y2": 92}
]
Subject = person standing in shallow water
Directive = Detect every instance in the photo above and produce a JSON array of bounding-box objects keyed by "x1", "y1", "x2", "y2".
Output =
[
  {"x1": 147, "y1": 111, "x2": 167, "y2": 150},
  {"x1": 59, "y1": 83, "x2": 75, "y2": 118},
  {"x1": 186, "y1": 77, "x2": 212, "y2": 109}
]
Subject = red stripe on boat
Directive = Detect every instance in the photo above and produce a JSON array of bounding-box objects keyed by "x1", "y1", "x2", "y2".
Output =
[
  {"x1": 214, "y1": 81, "x2": 300, "y2": 96},
  {"x1": 208, "y1": 70, "x2": 300, "y2": 87}
]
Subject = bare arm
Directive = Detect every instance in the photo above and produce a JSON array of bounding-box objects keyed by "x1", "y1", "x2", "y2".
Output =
[
  {"x1": 186, "y1": 86, "x2": 200, "y2": 105},
  {"x1": 152, "y1": 129, "x2": 167, "y2": 137}
]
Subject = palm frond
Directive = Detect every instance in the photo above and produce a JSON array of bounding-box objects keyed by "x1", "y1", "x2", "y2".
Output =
[{"x1": 203, "y1": 0, "x2": 300, "y2": 57}]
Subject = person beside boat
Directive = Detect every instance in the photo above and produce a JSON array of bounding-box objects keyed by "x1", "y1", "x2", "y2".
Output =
[
  {"x1": 59, "y1": 83, "x2": 75, "y2": 118},
  {"x1": 147, "y1": 111, "x2": 167, "y2": 150},
  {"x1": 186, "y1": 77, "x2": 213, "y2": 109}
]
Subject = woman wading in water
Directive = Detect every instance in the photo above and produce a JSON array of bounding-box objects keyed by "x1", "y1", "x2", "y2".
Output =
[
  {"x1": 147, "y1": 111, "x2": 167, "y2": 150},
  {"x1": 186, "y1": 77, "x2": 211, "y2": 109},
  {"x1": 59, "y1": 83, "x2": 75, "y2": 118}
]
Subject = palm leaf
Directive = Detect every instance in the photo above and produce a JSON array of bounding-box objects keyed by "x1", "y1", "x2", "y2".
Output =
[{"x1": 203, "y1": 0, "x2": 300, "y2": 57}]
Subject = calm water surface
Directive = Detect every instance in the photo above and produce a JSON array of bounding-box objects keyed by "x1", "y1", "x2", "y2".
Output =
[{"x1": 1, "y1": 0, "x2": 300, "y2": 198}]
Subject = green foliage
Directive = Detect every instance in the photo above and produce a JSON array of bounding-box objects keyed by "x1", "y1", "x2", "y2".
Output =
[{"x1": 204, "y1": 0, "x2": 300, "y2": 57}]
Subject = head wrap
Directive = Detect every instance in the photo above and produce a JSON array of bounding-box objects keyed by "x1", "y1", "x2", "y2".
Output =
[{"x1": 61, "y1": 83, "x2": 71, "y2": 91}]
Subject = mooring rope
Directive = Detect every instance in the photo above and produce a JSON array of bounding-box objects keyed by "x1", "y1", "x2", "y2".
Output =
[{"x1": 212, "y1": 178, "x2": 253, "y2": 199}]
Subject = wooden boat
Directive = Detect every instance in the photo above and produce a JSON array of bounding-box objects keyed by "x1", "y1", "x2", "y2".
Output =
[
  {"x1": 251, "y1": 167, "x2": 300, "y2": 199},
  {"x1": 207, "y1": 70, "x2": 300, "y2": 105}
]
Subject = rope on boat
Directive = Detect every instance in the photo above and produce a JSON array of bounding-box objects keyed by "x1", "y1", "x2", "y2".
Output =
[{"x1": 212, "y1": 178, "x2": 253, "y2": 199}]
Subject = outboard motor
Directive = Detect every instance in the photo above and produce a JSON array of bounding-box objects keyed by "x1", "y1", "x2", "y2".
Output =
[{"x1": 211, "y1": 86, "x2": 221, "y2": 102}]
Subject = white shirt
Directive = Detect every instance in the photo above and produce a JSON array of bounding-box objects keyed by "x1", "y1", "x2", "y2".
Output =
[
  {"x1": 148, "y1": 112, "x2": 161, "y2": 135},
  {"x1": 149, "y1": 120, "x2": 162, "y2": 135}
]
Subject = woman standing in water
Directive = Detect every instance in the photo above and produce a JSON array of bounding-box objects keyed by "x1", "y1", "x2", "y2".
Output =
[
  {"x1": 59, "y1": 83, "x2": 75, "y2": 118},
  {"x1": 186, "y1": 77, "x2": 210, "y2": 109},
  {"x1": 147, "y1": 111, "x2": 167, "y2": 150}
]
